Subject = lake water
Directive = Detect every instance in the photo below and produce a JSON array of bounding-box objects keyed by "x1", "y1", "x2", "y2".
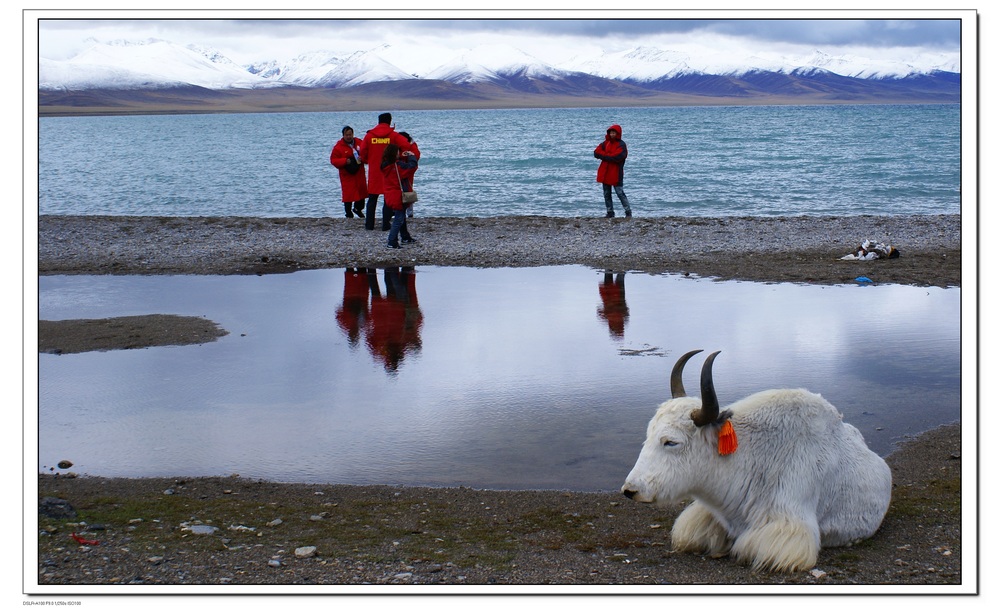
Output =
[
  {"x1": 37, "y1": 266, "x2": 961, "y2": 492},
  {"x1": 34, "y1": 103, "x2": 965, "y2": 491},
  {"x1": 37, "y1": 104, "x2": 961, "y2": 219}
]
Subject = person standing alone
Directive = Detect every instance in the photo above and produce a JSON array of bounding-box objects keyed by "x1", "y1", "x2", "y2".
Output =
[
  {"x1": 329, "y1": 126, "x2": 368, "y2": 219},
  {"x1": 594, "y1": 124, "x2": 632, "y2": 218},
  {"x1": 359, "y1": 112, "x2": 413, "y2": 230}
]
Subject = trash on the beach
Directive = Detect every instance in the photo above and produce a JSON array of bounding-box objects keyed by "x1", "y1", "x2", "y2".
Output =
[
  {"x1": 71, "y1": 532, "x2": 99, "y2": 546},
  {"x1": 227, "y1": 524, "x2": 256, "y2": 532},
  {"x1": 840, "y1": 239, "x2": 900, "y2": 261},
  {"x1": 855, "y1": 276, "x2": 874, "y2": 284}
]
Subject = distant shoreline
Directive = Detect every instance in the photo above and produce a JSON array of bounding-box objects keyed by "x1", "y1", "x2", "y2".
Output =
[{"x1": 36, "y1": 90, "x2": 960, "y2": 118}]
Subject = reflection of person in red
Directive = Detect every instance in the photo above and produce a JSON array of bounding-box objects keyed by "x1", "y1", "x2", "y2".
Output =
[
  {"x1": 335, "y1": 268, "x2": 377, "y2": 347},
  {"x1": 364, "y1": 267, "x2": 423, "y2": 372},
  {"x1": 597, "y1": 271, "x2": 629, "y2": 338}
]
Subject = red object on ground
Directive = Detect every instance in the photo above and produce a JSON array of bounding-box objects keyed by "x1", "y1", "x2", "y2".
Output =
[{"x1": 71, "y1": 532, "x2": 99, "y2": 546}]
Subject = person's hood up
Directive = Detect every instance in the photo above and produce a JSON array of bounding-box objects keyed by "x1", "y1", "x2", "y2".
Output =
[{"x1": 607, "y1": 124, "x2": 623, "y2": 140}]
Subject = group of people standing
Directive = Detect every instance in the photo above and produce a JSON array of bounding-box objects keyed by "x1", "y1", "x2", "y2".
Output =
[
  {"x1": 331, "y1": 114, "x2": 634, "y2": 239},
  {"x1": 330, "y1": 112, "x2": 420, "y2": 249}
]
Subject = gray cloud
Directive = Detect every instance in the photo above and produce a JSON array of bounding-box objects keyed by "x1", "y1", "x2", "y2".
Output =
[
  {"x1": 357, "y1": 17, "x2": 961, "y2": 49},
  {"x1": 35, "y1": 14, "x2": 964, "y2": 64},
  {"x1": 82, "y1": 17, "x2": 960, "y2": 48}
]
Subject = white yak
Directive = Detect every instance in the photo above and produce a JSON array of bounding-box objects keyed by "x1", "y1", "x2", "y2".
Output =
[{"x1": 621, "y1": 350, "x2": 892, "y2": 572}]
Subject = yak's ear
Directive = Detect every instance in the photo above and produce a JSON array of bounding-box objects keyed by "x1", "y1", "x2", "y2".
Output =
[
  {"x1": 713, "y1": 410, "x2": 737, "y2": 455},
  {"x1": 717, "y1": 420, "x2": 738, "y2": 455}
]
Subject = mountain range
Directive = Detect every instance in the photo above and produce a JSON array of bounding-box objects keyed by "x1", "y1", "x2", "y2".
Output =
[{"x1": 37, "y1": 38, "x2": 961, "y2": 114}]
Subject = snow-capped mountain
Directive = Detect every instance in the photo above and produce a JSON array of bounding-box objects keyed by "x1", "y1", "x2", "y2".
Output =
[
  {"x1": 260, "y1": 45, "x2": 416, "y2": 88},
  {"x1": 425, "y1": 44, "x2": 573, "y2": 84},
  {"x1": 568, "y1": 46, "x2": 725, "y2": 81},
  {"x1": 565, "y1": 44, "x2": 959, "y2": 83},
  {"x1": 39, "y1": 39, "x2": 275, "y2": 90},
  {"x1": 37, "y1": 37, "x2": 960, "y2": 100},
  {"x1": 800, "y1": 49, "x2": 959, "y2": 80}
]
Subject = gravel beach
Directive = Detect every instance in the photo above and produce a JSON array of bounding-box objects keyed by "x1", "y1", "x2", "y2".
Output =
[
  {"x1": 34, "y1": 213, "x2": 967, "y2": 592},
  {"x1": 38, "y1": 214, "x2": 961, "y2": 286},
  {"x1": 34, "y1": 423, "x2": 963, "y2": 590}
]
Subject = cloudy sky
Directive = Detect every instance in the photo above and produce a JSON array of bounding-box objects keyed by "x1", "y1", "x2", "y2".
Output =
[{"x1": 33, "y1": 9, "x2": 965, "y2": 73}]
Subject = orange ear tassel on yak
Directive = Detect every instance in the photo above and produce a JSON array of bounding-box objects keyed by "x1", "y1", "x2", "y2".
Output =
[{"x1": 718, "y1": 419, "x2": 738, "y2": 455}]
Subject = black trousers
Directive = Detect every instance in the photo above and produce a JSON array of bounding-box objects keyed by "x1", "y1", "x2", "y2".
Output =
[
  {"x1": 365, "y1": 194, "x2": 393, "y2": 230},
  {"x1": 344, "y1": 199, "x2": 365, "y2": 218}
]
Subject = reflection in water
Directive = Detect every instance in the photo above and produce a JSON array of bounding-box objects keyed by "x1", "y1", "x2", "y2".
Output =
[
  {"x1": 335, "y1": 268, "x2": 375, "y2": 347},
  {"x1": 597, "y1": 271, "x2": 629, "y2": 338},
  {"x1": 348, "y1": 267, "x2": 423, "y2": 373},
  {"x1": 37, "y1": 267, "x2": 961, "y2": 489}
]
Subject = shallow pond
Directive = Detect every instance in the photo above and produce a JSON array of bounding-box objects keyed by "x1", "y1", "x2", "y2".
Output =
[{"x1": 36, "y1": 266, "x2": 962, "y2": 492}]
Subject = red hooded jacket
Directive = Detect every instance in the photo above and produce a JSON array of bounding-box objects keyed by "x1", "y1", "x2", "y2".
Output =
[
  {"x1": 359, "y1": 123, "x2": 413, "y2": 195},
  {"x1": 380, "y1": 155, "x2": 418, "y2": 211},
  {"x1": 595, "y1": 124, "x2": 628, "y2": 186},
  {"x1": 330, "y1": 137, "x2": 368, "y2": 202}
]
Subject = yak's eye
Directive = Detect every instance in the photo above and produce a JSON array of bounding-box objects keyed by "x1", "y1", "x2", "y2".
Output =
[{"x1": 660, "y1": 437, "x2": 678, "y2": 447}]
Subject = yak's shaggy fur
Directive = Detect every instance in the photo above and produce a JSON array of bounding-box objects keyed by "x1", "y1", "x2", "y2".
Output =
[{"x1": 622, "y1": 352, "x2": 892, "y2": 573}]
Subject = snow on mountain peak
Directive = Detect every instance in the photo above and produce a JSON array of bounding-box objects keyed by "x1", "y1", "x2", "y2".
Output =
[
  {"x1": 425, "y1": 43, "x2": 563, "y2": 83},
  {"x1": 38, "y1": 36, "x2": 958, "y2": 92},
  {"x1": 42, "y1": 38, "x2": 272, "y2": 90},
  {"x1": 270, "y1": 45, "x2": 415, "y2": 87},
  {"x1": 568, "y1": 46, "x2": 695, "y2": 81}
]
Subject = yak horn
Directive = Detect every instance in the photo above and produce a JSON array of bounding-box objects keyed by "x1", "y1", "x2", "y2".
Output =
[
  {"x1": 692, "y1": 351, "x2": 722, "y2": 427},
  {"x1": 670, "y1": 350, "x2": 703, "y2": 398}
]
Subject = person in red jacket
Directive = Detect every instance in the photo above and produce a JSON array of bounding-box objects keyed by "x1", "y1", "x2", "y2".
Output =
[
  {"x1": 594, "y1": 124, "x2": 632, "y2": 218},
  {"x1": 398, "y1": 131, "x2": 419, "y2": 218},
  {"x1": 380, "y1": 144, "x2": 418, "y2": 249},
  {"x1": 359, "y1": 113, "x2": 413, "y2": 231},
  {"x1": 329, "y1": 126, "x2": 368, "y2": 219}
]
